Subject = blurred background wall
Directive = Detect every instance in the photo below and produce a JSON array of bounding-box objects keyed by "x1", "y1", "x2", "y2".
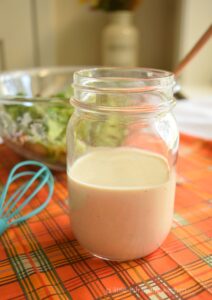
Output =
[
  {"x1": 55, "y1": 0, "x2": 178, "y2": 69},
  {"x1": 0, "y1": 0, "x2": 211, "y2": 93},
  {"x1": 173, "y1": 0, "x2": 212, "y2": 95}
]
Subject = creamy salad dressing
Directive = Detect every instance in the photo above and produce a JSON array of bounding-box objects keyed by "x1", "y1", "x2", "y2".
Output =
[{"x1": 68, "y1": 147, "x2": 176, "y2": 261}]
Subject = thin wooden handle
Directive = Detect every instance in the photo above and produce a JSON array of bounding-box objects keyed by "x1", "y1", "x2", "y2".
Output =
[{"x1": 174, "y1": 25, "x2": 212, "y2": 77}]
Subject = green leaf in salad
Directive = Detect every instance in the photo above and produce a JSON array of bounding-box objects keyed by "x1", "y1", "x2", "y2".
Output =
[
  {"x1": 75, "y1": 115, "x2": 125, "y2": 148},
  {"x1": 5, "y1": 104, "x2": 42, "y2": 120},
  {"x1": 45, "y1": 104, "x2": 74, "y2": 144}
]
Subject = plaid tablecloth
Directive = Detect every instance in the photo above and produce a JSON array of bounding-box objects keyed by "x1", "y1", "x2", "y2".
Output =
[{"x1": 0, "y1": 135, "x2": 211, "y2": 300}]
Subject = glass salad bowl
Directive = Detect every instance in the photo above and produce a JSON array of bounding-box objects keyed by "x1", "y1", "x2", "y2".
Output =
[{"x1": 0, "y1": 66, "x2": 81, "y2": 170}]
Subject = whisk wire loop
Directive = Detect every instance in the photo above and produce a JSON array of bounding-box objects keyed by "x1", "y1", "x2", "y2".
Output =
[
  {"x1": 0, "y1": 161, "x2": 54, "y2": 234},
  {"x1": 7, "y1": 167, "x2": 49, "y2": 219}
]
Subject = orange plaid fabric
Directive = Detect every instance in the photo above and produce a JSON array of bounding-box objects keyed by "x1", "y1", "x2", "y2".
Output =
[{"x1": 0, "y1": 134, "x2": 211, "y2": 300}]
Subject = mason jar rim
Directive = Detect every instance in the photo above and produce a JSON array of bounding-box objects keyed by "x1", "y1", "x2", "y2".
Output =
[
  {"x1": 73, "y1": 67, "x2": 175, "y2": 91},
  {"x1": 72, "y1": 67, "x2": 175, "y2": 115}
]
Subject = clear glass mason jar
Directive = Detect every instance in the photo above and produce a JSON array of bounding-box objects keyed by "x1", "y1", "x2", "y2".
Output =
[{"x1": 67, "y1": 68, "x2": 179, "y2": 261}]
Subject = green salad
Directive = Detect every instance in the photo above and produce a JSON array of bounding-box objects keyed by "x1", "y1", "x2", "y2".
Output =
[{"x1": 0, "y1": 86, "x2": 125, "y2": 168}]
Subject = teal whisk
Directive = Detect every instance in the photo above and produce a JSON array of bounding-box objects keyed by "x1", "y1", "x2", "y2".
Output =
[{"x1": 0, "y1": 161, "x2": 54, "y2": 235}]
